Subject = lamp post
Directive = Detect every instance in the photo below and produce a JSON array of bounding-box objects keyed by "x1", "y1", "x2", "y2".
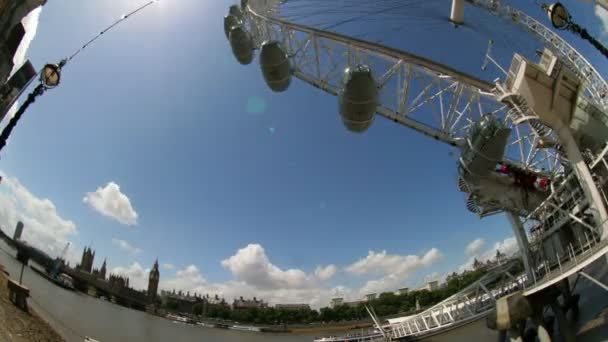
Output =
[
  {"x1": 0, "y1": 62, "x2": 63, "y2": 155},
  {"x1": 546, "y1": 2, "x2": 608, "y2": 58}
]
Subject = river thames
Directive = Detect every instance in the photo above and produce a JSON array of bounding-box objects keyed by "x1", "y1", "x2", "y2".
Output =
[{"x1": 1, "y1": 241, "x2": 606, "y2": 342}]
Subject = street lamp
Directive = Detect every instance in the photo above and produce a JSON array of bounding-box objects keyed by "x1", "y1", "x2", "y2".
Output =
[
  {"x1": 547, "y1": 2, "x2": 569, "y2": 30},
  {"x1": 0, "y1": 61, "x2": 64, "y2": 155},
  {"x1": 41, "y1": 63, "x2": 62, "y2": 89},
  {"x1": 545, "y1": 2, "x2": 608, "y2": 58}
]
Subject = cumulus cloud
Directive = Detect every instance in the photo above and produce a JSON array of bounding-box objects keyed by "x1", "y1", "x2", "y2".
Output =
[
  {"x1": 115, "y1": 244, "x2": 444, "y2": 309},
  {"x1": 112, "y1": 238, "x2": 142, "y2": 255},
  {"x1": 157, "y1": 263, "x2": 349, "y2": 309},
  {"x1": 596, "y1": 4, "x2": 608, "y2": 37},
  {"x1": 0, "y1": 171, "x2": 78, "y2": 263},
  {"x1": 345, "y1": 248, "x2": 442, "y2": 276},
  {"x1": 148, "y1": 245, "x2": 348, "y2": 308},
  {"x1": 83, "y1": 182, "x2": 138, "y2": 225},
  {"x1": 314, "y1": 265, "x2": 337, "y2": 280},
  {"x1": 459, "y1": 236, "x2": 518, "y2": 271},
  {"x1": 111, "y1": 262, "x2": 149, "y2": 290},
  {"x1": 346, "y1": 248, "x2": 443, "y2": 295},
  {"x1": 162, "y1": 263, "x2": 175, "y2": 270},
  {"x1": 221, "y1": 244, "x2": 312, "y2": 290},
  {"x1": 465, "y1": 238, "x2": 485, "y2": 256}
]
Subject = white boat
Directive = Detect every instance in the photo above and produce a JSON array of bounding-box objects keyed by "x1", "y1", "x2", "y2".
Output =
[
  {"x1": 166, "y1": 314, "x2": 194, "y2": 324},
  {"x1": 196, "y1": 322, "x2": 215, "y2": 328},
  {"x1": 229, "y1": 325, "x2": 261, "y2": 332},
  {"x1": 313, "y1": 330, "x2": 385, "y2": 342}
]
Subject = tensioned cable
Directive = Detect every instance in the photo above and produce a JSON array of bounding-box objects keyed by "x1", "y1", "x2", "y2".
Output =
[{"x1": 64, "y1": 0, "x2": 157, "y2": 65}]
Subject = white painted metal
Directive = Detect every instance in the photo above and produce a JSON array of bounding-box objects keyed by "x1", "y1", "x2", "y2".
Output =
[
  {"x1": 241, "y1": 1, "x2": 565, "y2": 178},
  {"x1": 467, "y1": 0, "x2": 608, "y2": 111},
  {"x1": 450, "y1": 0, "x2": 465, "y2": 25},
  {"x1": 237, "y1": 0, "x2": 608, "y2": 335},
  {"x1": 387, "y1": 262, "x2": 524, "y2": 339},
  {"x1": 507, "y1": 211, "x2": 534, "y2": 280}
]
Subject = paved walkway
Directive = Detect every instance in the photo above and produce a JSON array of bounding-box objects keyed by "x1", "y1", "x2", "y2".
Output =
[{"x1": 0, "y1": 263, "x2": 64, "y2": 342}]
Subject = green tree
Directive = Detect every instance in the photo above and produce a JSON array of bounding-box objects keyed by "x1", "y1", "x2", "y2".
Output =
[{"x1": 193, "y1": 303, "x2": 203, "y2": 316}]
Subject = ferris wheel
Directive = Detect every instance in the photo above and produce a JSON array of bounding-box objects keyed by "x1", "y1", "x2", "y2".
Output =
[{"x1": 223, "y1": 0, "x2": 608, "y2": 340}]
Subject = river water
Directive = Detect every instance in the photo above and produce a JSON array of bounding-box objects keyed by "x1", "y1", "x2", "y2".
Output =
[{"x1": 1, "y1": 242, "x2": 606, "y2": 342}]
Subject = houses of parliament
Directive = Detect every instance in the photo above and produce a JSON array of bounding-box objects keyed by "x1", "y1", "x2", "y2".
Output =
[{"x1": 77, "y1": 246, "x2": 160, "y2": 302}]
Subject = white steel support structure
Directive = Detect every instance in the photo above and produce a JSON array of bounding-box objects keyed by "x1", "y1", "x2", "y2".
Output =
[
  {"x1": 507, "y1": 211, "x2": 535, "y2": 280},
  {"x1": 386, "y1": 261, "x2": 525, "y2": 340},
  {"x1": 555, "y1": 120, "x2": 608, "y2": 238},
  {"x1": 466, "y1": 0, "x2": 608, "y2": 111},
  {"x1": 234, "y1": 0, "x2": 608, "y2": 337},
  {"x1": 241, "y1": 3, "x2": 564, "y2": 175}
]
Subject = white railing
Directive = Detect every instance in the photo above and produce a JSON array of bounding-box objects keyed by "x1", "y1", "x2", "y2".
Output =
[{"x1": 388, "y1": 262, "x2": 524, "y2": 339}]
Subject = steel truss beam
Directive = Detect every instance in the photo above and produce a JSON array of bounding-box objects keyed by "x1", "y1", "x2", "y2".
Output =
[
  {"x1": 242, "y1": 6, "x2": 563, "y2": 174},
  {"x1": 388, "y1": 261, "x2": 524, "y2": 339},
  {"x1": 467, "y1": 0, "x2": 608, "y2": 111},
  {"x1": 245, "y1": 8, "x2": 500, "y2": 147}
]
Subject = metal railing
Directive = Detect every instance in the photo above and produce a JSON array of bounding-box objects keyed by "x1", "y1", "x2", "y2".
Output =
[{"x1": 387, "y1": 262, "x2": 525, "y2": 339}]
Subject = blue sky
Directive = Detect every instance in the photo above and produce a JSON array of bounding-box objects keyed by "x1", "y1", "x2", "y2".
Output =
[{"x1": 0, "y1": 0, "x2": 606, "y2": 307}]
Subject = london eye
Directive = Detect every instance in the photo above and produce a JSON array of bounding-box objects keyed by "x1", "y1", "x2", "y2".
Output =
[{"x1": 223, "y1": 0, "x2": 608, "y2": 340}]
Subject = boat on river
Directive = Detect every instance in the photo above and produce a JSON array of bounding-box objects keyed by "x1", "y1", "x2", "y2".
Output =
[
  {"x1": 229, "y1": 324, "x2": 261, "y2": 332},
  {"x1": 166, "y1": 314, "x2": 195, "y2": 324}
]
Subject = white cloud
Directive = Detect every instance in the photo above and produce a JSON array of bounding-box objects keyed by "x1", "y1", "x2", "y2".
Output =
[
  {"x1": 111, "y1": 262, "x2": 149, "y2": 290},
  {"x1": 491, "y1": 236, "x2": 518, "y2": 256},
  {"x1": 83, "y1": 182, "x2": 138, "y2": 226},
  {"x1": 150, "y1": 245, "x2": 350, "y2": 308},
  {"x1": 117, "y1": 244, "x2": 442, "y2": 309},
  {"x1": 0, "y1": 171, "x2": 78, "y2": 264},
  {"x1": 345, "y1": 248, "x2": 442, "y2": 276},
  {"x1": 162, "y1": 263, "x2": 175, "y2": 270},
  {"x1": 314, "y1": 265, "x2": 337, "y2": 280},
  {"x1": 596, "y1": 4, "x2": 608, "y2": 37},
  {"x1": 112, "y1": 238, "x2": 142, "y2": 255},
  {"x1": 158, "y1": 263, "x2": 348, "y2": 309},
  {"x1": 221, "y1": 244, "x2": 312, "y2": 290},
  {"x1": 346, "y1": 248, "x2": 443, "y2": 295},
  {"x1": 465, "y1": 238, "x2": 485, "y2": 256},
  {"x1": 459, "y1": 236, "x2": 518, "y2": 271}
]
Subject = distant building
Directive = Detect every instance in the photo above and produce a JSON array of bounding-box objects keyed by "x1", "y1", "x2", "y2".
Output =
[
  {"x1": 91, "y1": 258, "x2": 107, "y2": 280},
  {"x1": 329, "y1": 297, "x2": 364, "y2": 308},
  {"x1": 446, "y1": 272, "x2": 459, "y2": 283},
  {"x1": 108, "y1": 274, "x2": 130, "y2": 289},
  {"x1": 161, "y1": 289, "x2": 199, "y2": 313},
  {"x1": 275, "y1": 303, "x2": 310, "y2": 311},
  {"x1": 364, "y1": 293, "x2": 377, "y2": 301},
  {"x1": 232, "y1": 296, "x2": 267, "y2": 310},
  {"x1": 13, "y1": 221, "x2": 23, "y2": 240},
  {"x1": 396, "y1": 288, "x2": 409, "y2": 295},
  {"x1": 420, "y1": 280, "x2": 439, "y2": 292},
  {"x1": 160, "y1": 291, "x2": 229, "y2": 315},
  {"x1": 79, "y1": 247, "x2": 95, "y2": 273},
  {"x1": 344, "y1": 300, "x2": 363, "y2": 307},
  {"x1": 148, "y1": 259, "x2": 160, "y2": 301},
  {"x1": 0, "y1": 0, "x2": 47, "y2": 83},
  {"x1": 329, "y1": 297, "x2": 344, "y2": 308},
  {"x1": 473, "y1": 258, "x2": 484, "y2": 271},
  {"x1": 495, "y1": 250, "x2": 507, "y2": 265}
]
